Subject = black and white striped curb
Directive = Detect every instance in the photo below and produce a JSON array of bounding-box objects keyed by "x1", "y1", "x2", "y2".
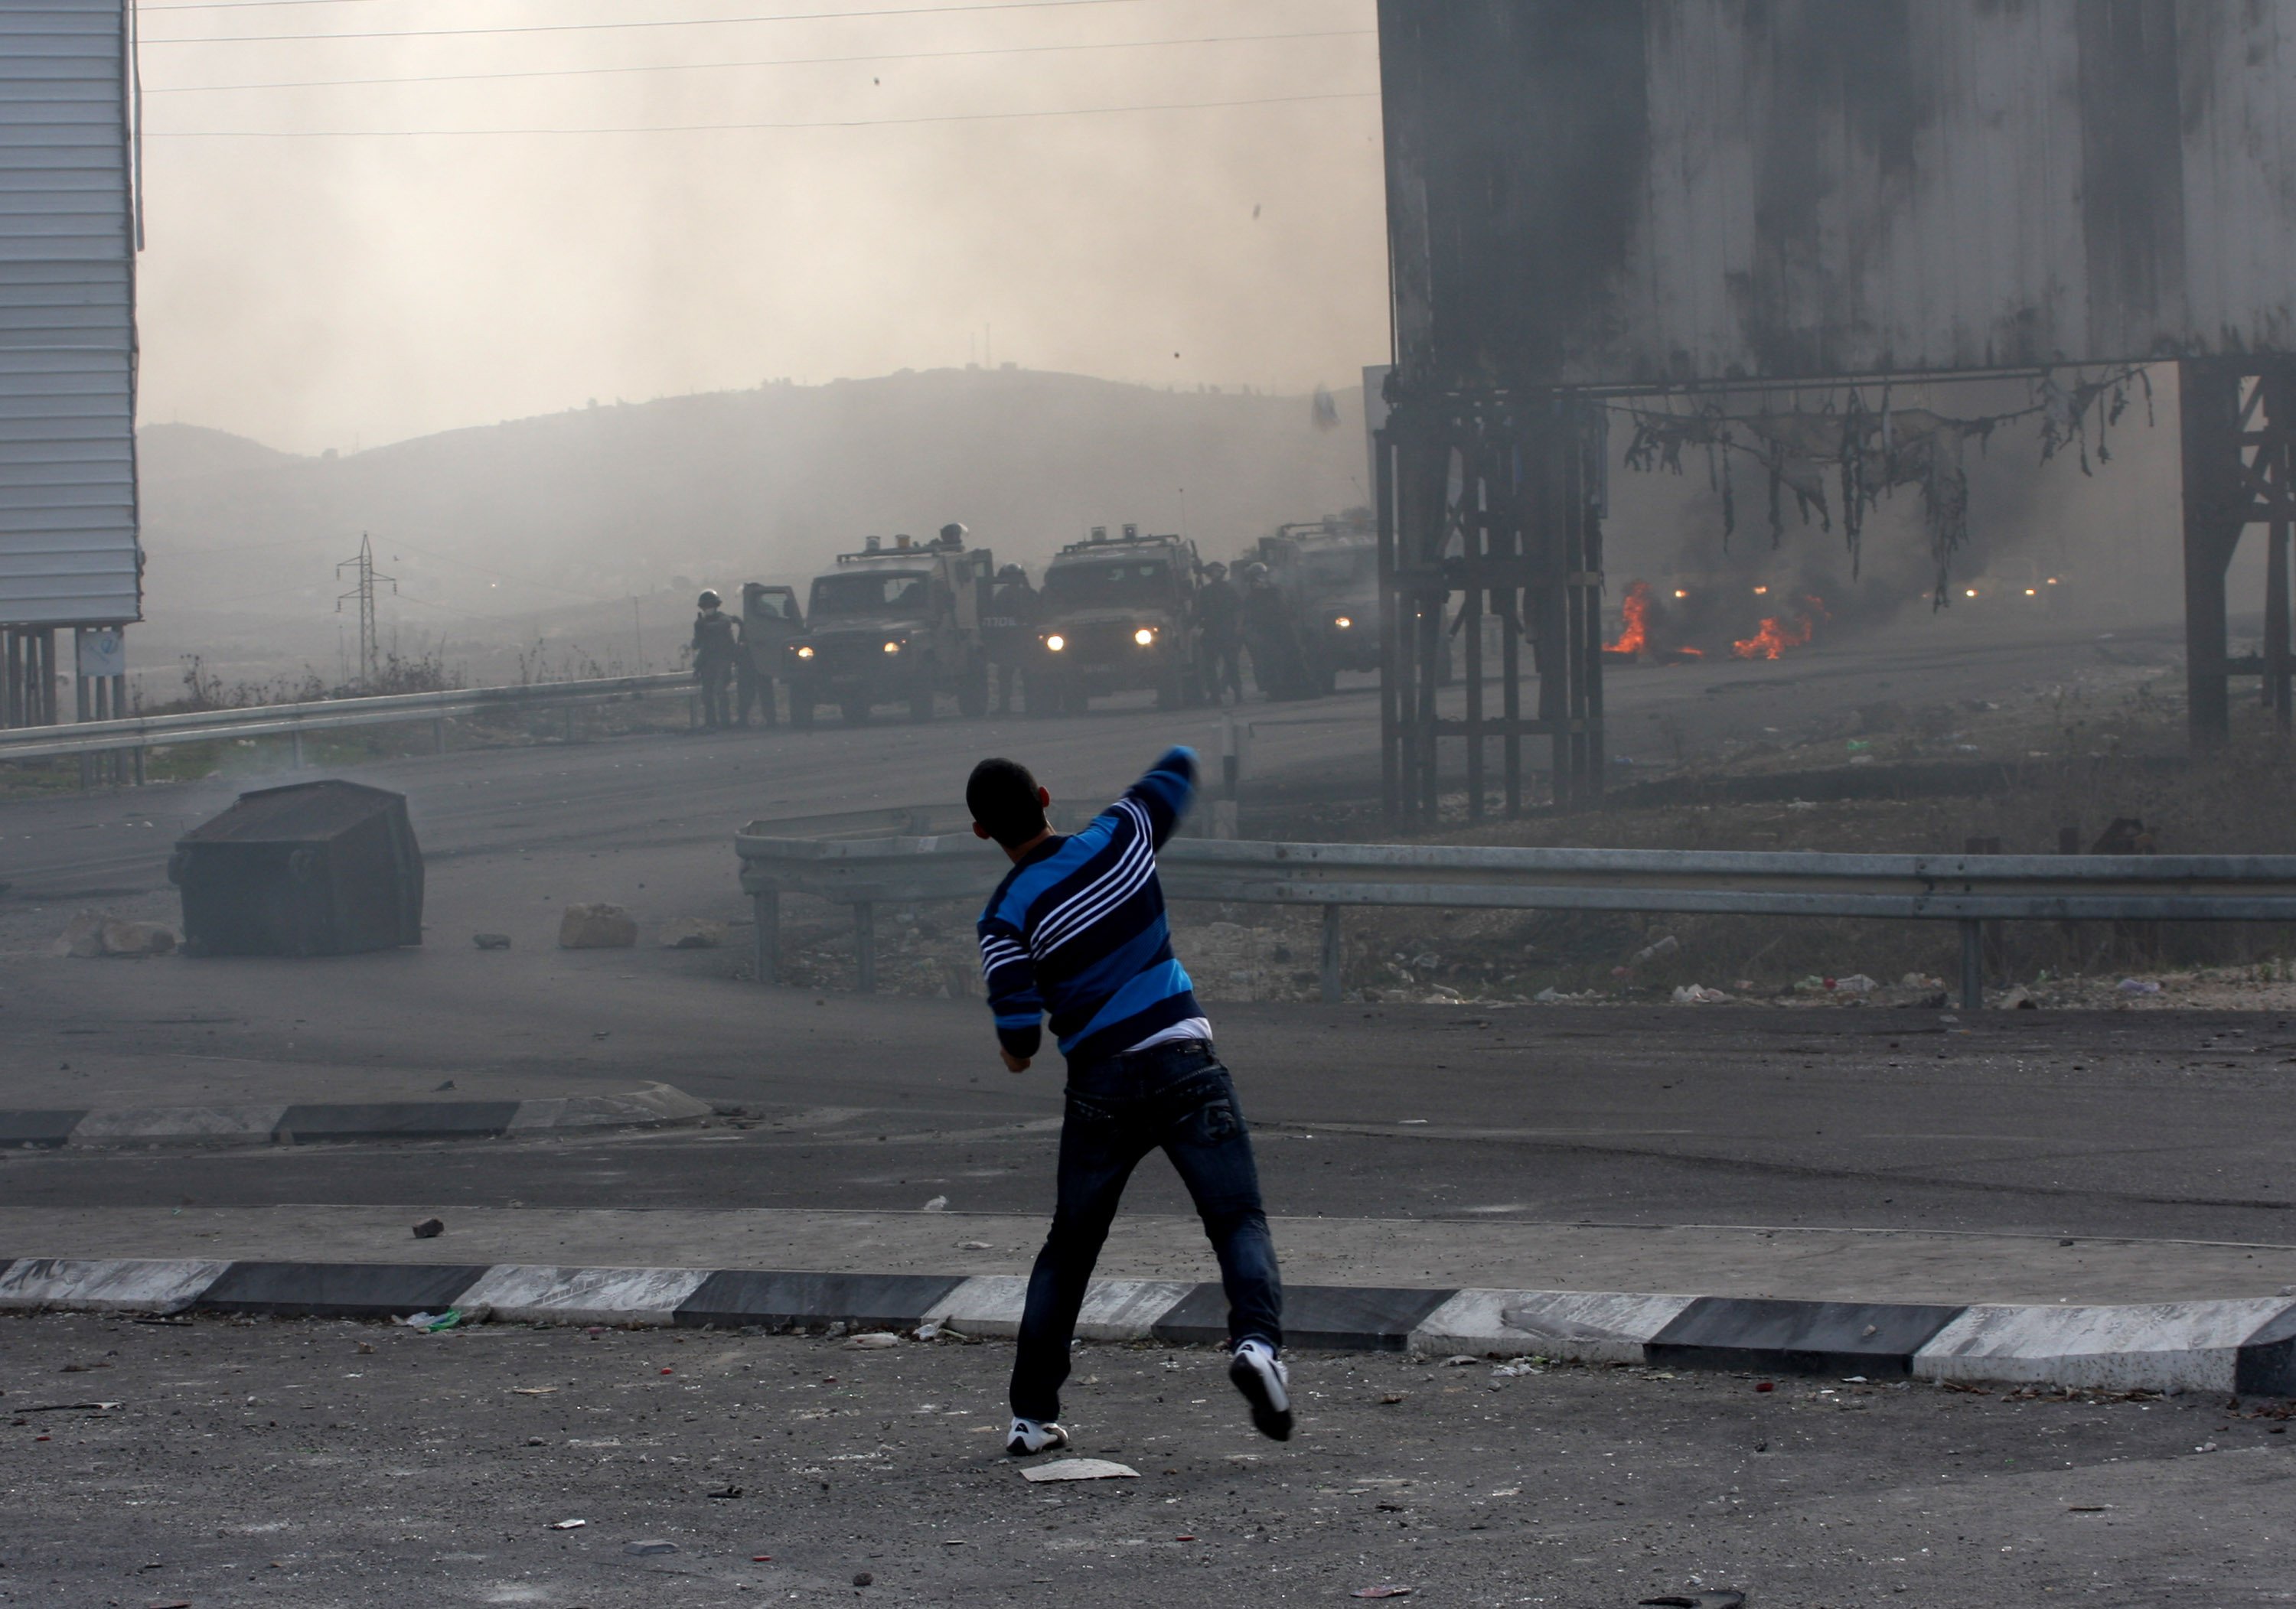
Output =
[
  {"x1": 3, "y1": 1256, "x2": 2292, "y2": 1397},
  {"x1": 0, "y1": 1083, "x2": 712, "y2": 1150}
]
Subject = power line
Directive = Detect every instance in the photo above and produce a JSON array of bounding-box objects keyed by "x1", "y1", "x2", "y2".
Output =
[
  {"x1": 143, "y1": 86, "x2": 1378, "y2": 135},
  {"x1": 145, "y1": 0, "x2": 394, "y2": 9},
  {"x1": 142, "y1": 0, "x2": 1225, "y2": 46},
  {"x1": 145, "y1": 26, "x2": 1375, "y2": 94}
]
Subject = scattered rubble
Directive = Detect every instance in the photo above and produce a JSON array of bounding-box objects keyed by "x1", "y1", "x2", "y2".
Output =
[
  {"x1": 1020, "y1": 1458, "x2": 1139, "y2": 1483},
  {"x1": 557, "y1": 903, "x2": 637, "y2": 949},
  {"x1": 58, "y1": 910, "x2": 178, "y2": 959},
  {"x1": 659, "y1": 917, "x2": 729, "y2": 949}
]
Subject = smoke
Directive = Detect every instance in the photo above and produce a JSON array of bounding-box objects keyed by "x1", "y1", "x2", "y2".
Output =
[
  {"x1": 132, "y1": 0, "x2": 1385, "y2": 454},
  {"x1": 1605, "y1": 369, "x2": 2188, "y2": 643}
]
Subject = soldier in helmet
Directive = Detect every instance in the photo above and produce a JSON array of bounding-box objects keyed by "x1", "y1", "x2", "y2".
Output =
[
  {"x1": 1239, "y1": 562, "x2": 1304, "y2": 700},
  {"x1": 1193, "y1": 560, "x2": 1244, "y2": 705},
  {"x1": 983, "y1": 562, "x2": 1039, "y2": 717},
  {"x1": 690, "y1": 588, "x2": 741, "y2": 729}
]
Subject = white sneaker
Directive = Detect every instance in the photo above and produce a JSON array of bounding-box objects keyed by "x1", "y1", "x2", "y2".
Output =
[
  {"x1": 1228, "y1": 1339, "x2": 1293, "y2": 1441},
  {"x1": 1005, "y1": 1416, "x2": 1070, "y2": 1457}
]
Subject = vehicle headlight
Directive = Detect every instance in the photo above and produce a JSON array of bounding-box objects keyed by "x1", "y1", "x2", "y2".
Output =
[
  {"x1": 795, "y1": 645, "x2": 814, "y2": 660},
  {"x1": 1333, "y1": 615, "x2": 1353, "y2": 630},
  {"x1": 1133, "y1": 627, "x2": 1156, "y2": 647},
  {"x1": 1045, "y1": 634, "x2": 1066, "y2": 653},
  {"x1": 2024, "y1": 588, "x2": 2037, "y2": 596},
  {"x1": 1965, "y1": 588, "x2": 1978, "y2": 598},
  {"x1": 883, "y1": 640, "x2": 902, "y2": 655}
]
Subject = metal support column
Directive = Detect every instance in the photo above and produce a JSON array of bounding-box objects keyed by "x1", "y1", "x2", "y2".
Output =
[
  {"x1": 1959, "y1": 920, "x2": 1985, "y2": 1013},
  {"x1": 2180, "y1": 357, "x2": 2292, "y2": 745},
  {"x1": 1319, "y1": 904, "x2": 1343, "y2": 1004},
  {"x1": 853, "y1": 901, "x2": 876, "y2": 993},
  {"x1": 752, "y1": 889, "x2": 780, "y2": 985},
  {"x1": 1380, "y1": 389, "x2": 1606, "y2": 826}
]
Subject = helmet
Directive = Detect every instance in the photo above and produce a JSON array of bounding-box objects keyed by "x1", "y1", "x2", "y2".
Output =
[
  {"x1": 939, "y1": 522, "x2": 968, "y2": 546},
  {"x1": 742, "y1": 580, "x2": 766, "y2": 596},
  {"x1": 1241, "y1": 562, "x2": 1270, "y2": 582},
  {"x1": 1204, "y1": 561, "x2": 1228, "y2": 578},
  {"x1": 996, "y1": 564, "x2": 1026, "y2": 582},
  {"x1": 697, "y1": 589, "x2": 721, "y2": 609}
]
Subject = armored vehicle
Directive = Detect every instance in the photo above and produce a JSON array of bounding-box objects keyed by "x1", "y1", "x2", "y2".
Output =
[
  {"x1": 784, "y1": 529, "x2": 995, "y2": 725},
  {"x1": 1251, "y1": 518, "x2": 1379, "y2": 696},
  {"x1": 1031, "y1": 525, "x2": 1203, "y2": 715}
]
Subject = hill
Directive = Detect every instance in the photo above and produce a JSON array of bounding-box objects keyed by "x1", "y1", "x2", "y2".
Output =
[{"x1": 135, "y1": 366, "x2": 1368, "y2": 688}]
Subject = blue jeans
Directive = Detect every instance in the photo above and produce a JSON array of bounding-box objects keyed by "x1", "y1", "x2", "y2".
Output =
[{"x1": 1009, "y1": 1039, "x2": 1283, "y2": 1422}]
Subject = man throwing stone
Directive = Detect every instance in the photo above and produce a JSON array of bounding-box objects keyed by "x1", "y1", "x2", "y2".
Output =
[{"x1": 968, "y1": 748, "x2": 1290, "y2": 1454}]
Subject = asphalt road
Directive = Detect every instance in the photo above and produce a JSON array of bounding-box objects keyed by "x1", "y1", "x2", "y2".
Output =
[
  {"x1": 5, "y1": 1309, "x2": 2291, "y2": 1608},
  {"x1": 0, "y1": 611, "x2": 2279, "y2": 1247},
  {"x1": 0, "y1": 613, "x2": 2183, "y2": 904},
  {"x1": 3, "y1": 940, "x2": 2290, "y2": 1244}
]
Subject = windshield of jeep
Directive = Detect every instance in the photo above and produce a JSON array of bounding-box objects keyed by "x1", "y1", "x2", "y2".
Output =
[
  {"x1": 810, "y1": 571, "x2": 931, "y2": 618},
  {"x1": 1042, "y1": 558, "x2": 1172, "y2": 610},
  {"x1": 1293, "y1": 545, "x2": 1377, "y2": 592}
]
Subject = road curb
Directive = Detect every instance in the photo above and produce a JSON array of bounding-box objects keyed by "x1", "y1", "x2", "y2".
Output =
[
  {"x1": 0, "y1": 1083, "x2": 712, "y2": 1150},
  {"x1": 2, "y1": 1255, "x2": 2291, "y2": 1396}
]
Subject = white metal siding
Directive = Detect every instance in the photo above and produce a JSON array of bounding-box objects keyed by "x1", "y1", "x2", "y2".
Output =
[{"x1": 0, "y1": 0, "x2": 138, "y2": 627}]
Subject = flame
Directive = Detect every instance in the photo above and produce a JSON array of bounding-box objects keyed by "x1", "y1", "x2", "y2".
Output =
[
  {"x1": 1731, "y1": 599, "x2": 1826, "y2": 660},
  {"x1": 1606, "y1": 580, "x2": 1653, "y2": 654}
]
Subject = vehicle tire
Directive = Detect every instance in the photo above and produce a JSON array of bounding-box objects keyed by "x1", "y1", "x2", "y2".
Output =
[
  {"x1": 843, "y1": 701, "x2": 871, "y2": 727},
  {"x1": 957, "y1": 665, "x2": 990, "y2": 719},
  {"x1": 910, "y1": 680, "x2": 936, "y2": 723},
  {"x1": 791, "y1": 692, "x2": 816, "y2": 729}
]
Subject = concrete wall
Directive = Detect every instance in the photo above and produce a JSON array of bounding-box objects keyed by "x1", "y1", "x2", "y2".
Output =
[{"x1": 1380, "y1": 0, "x2": 2296, "y2": 390}]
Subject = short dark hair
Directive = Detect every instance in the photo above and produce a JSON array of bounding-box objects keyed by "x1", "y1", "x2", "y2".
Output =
[{"x1": 967, "y1": 757, "x2": 1047, "y2": 848}]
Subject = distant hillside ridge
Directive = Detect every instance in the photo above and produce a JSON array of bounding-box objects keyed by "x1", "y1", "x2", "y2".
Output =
[{"x1": 139, "y1": 366, "x2": 1368, "y2": 622}]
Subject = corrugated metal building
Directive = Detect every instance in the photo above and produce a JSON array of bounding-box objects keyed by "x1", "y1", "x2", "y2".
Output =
[
  {"x1": 0, "y1": 0, "x2": 139, "y2": 725},
  {"x1": 1380, "y1": 0, "x2": 2296, "y2": 392}
]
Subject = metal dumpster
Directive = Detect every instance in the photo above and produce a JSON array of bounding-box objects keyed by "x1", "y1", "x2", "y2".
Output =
[{"x1": 169, "y1": 780, "x2": 424, "y2": 956}]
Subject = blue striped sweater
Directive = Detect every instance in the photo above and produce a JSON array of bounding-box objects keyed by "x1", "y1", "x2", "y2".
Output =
[{"x1": 977, "y1": 747, "x2": 1203, "y2": 1068}]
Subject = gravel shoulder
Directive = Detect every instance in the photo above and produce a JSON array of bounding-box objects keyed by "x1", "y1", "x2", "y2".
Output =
[{"x1": 4, "y1": 1310, "x2": 2293, "y2": 1607}]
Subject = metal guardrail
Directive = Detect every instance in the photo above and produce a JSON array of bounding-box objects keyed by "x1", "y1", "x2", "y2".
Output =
[
  {"x1": 732, "y1": 827, "x2": 2296, "y2": 1009},
  {"x1": 0, "y1": 672, "x2": 692, "y2": 771}
]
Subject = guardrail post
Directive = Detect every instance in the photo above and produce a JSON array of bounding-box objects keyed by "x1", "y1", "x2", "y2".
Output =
[
  {"x1": 432, "y1": 718, "x2": 447, "y2": 754},
  {"x1": 752, "y1": 889, "x2": 780, "y2": 985},
  {"x1": 132, "y1": 744, "x2": 145, "y2": 787},
  {"x1": 1958, "y1": 919, "x2": 1984, "y2": 1012},
  {"x1": 290, "y1": 726, "x2": 305, "y2": 770},
  {"x1": 1319, "y1": 904, "x2": 1342, "y2": 1004},
  {"x1": 854, "y1": 901, "x2": 876, "y2": 993}
]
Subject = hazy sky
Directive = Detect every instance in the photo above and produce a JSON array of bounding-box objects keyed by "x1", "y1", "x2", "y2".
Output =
[{"x1": 134, "y1": 0, "x2": 1388, "y2": 455}]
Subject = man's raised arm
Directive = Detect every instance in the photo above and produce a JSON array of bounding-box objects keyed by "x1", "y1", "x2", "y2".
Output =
[{"x1": 1122, "y1": 745, "x2": 1197, "y2": 850}]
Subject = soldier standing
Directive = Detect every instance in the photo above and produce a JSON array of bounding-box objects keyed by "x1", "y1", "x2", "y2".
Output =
[
  {"x1": 1238, "y1": 562, "x2": 1302, "y2": 700},
  {"x1": 984, "y1": 563, "x2": 1039, "y2": 717},
  {"x1": 1194, "y1": 561, "x2": 1244, "y2": 705},
  {"x1": 690, "y1": 589, "x2": 740, "y2": 729}
]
